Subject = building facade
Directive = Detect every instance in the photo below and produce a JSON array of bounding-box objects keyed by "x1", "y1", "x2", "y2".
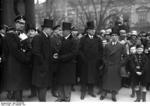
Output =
[{"x1": 35, "y1": 0, "x2": 150, "y2": 31}]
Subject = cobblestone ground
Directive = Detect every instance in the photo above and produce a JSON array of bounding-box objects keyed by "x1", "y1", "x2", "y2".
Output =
[{"x1": 0, "y1": 86, "x2": 150, "y2": 102}]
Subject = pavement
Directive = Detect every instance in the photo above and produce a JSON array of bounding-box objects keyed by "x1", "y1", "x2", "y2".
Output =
[{"x1": 0, "y1": 86, "x2": 150, "y2": 102}]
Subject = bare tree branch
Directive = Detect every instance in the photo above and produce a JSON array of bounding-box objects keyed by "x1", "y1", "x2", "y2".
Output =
[
  {"x1": 91, "y1": 0, "x2": 98, "y2": 26},
  {"x1": 78, "y1": 0, "x2": 90, "y2": 21}
]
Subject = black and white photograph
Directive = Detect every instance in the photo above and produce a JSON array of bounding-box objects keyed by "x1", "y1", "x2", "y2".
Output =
[{"x1": 0, "y1": 0, "x2": 150, "y2": 104}]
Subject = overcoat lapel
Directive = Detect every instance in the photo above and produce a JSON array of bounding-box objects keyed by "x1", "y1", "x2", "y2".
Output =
[
  {"x1": 41, "y1": 32, "x2": 50, "y2": 59},
  {"x1": 108, "y1": 42, "x2": 120, "y2": 56}
]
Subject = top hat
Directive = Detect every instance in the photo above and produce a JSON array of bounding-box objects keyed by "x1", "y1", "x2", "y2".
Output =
[
  {"x1": 14, "y1": 15, "x2": 26, "y2": 24},
  {"x1": 42, "y1": 19, "x2": 53, "y2": 29},
  {"x1": 86, "y1": 21, "x2": 95, "y2": 30},
  {"x1": 62, "y1": 22, "x2": 72, "y2": 30}
]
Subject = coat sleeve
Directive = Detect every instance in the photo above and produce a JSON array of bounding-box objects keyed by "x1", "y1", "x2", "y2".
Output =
[
  {"x1": 0, "y1": 36, "x2": 2, "y2": 56},
  {"x1": 98, "y1": 38, "x2": 103, "y2": 63},
  {"x1": 6, "y1": 33, "x2": 30, "y2": 63},
  {"x1": 121, "y1": 44, "x2": 127, "y2": 66},
  {"x1": 143, "y1": 54, "x2": 148, "y2": 75},
  {"x1": 32, "y1": 35, "x2": 44, "y2": 64},
  {"x1": 103, "y1": 44, "x2": 108, "y2": 65},
  {"x1": 59, "y1": 39, "x2": 78, "y2": 62}
]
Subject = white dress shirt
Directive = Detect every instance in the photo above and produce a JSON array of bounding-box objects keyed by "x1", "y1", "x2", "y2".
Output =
[{"x1": 88, "y1": 34, "x2": 93, "y2": 39}]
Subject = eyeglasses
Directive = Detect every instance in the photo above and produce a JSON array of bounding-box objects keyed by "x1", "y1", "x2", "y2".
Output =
[{"x1": 18, "y1": 22, "x2": 25, "y2": 25}]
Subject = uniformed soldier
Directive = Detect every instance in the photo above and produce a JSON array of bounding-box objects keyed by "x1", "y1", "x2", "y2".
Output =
[{"x1": 2, "y1": 15, "x2": 31, "y2": 101}]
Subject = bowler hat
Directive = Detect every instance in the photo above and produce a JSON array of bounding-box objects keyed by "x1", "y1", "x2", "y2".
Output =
[
  {"x1": 62, "y1": 22, "x2": 72, "y2": 30},
  {"x1": 42, "y1": 19, "x2": 53, "y2": 29},
  {"x1": 86, "y1": 21, "x2": 95, "y2": 30}
]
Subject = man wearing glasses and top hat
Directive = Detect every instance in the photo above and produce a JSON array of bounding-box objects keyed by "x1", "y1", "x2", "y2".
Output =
[
  {"x1": 79, "y1": 21, "x2": 103, "y2": 100},
  {"x1": 54, "y1": 22, "x2": 78, "y2": 102},
  {"x1": 32, "y1": 19, "x2": 54, "y2": 101}
]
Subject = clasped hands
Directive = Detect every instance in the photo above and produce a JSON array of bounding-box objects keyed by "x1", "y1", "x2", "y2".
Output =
[{"x1": 53, "y1": 53, "x2": 59, "y2": 59}]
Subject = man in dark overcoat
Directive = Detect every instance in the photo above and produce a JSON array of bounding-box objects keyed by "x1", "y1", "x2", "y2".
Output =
[
  {"x1": 79, "y1": 21, "x2": 103, "y2": 100},
  {"x1": 145, "y1": 45, "x2": 150, "y2": 91},
  {"x1": 50, "y1": 25, "x2": 62, "y2": 97},
  {"x1": 32, "y1": 19, "x2": 53, "y2": 101},
  {"x1": 0, "y1": 25, "x2": 6, "y2": 94},
  {"x1": 100, "y1": 34, "x2": 126, "y2": 102},
  {"x1": 2, "y1": 16, "x2": 31, "y2": 101},
  {"x1": 55, "y1": 22, "x2": 78, "y2": 102}
]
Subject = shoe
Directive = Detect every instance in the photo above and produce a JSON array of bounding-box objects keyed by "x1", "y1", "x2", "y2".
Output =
[
  {"x1": 88, "y1": 92, "x2": 96, "y2": 97},
  {"x1": 16, "y1": 99, "x2": 23, "y2": 101},
  {"x1": 112, "y1": 96, "x2": 117, "y2": 102},
  {"x1": 100, "y1": 96, "x2": 105, "y2": 100},
  {"x1": 134, "y1": 91, "x2": 141, "y2": 102},
  {"x1": 134, "y1": 99, "x2": 140, "y2": 102},
  {"x1": 142, "y1": 92, "x2": 146, "y2": 102},
  {"x1": 65, "y1": 97, "x2": 70, "y2": 102},
  {"x1": 130, "y1": 93, "x2": 135, "y2": 98},
  {"x1": 55, "y1": 99, "x2": 64, "y2": 102},
  {"x1": 80, "y1": 92, "x2": 86, "y2": 100},
  {"x1": 28, "y1": 93, "x2": 37, "y2": 98},
  {"x1": 112, "y1": 92, "x2": 117, "y2": 102}
]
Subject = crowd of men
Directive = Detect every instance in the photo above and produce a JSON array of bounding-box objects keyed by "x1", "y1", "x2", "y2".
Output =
[{"x1": 0, "y1": 15, "x2": 150, "y2": 102}]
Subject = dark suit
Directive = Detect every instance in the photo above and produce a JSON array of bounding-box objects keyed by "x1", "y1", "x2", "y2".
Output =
[
  {"x1": 2, "y1": 31, "x2": 31, "y2": 101},
  {"x1": 102, "y1": 42, "x2": 126, "y2": 92},
  {"x1": 56, "y1": 34, "x2": 77, "y2": 101},
  {"x1": 145, "y1": 53, "x2": 150, "y2": 84},
  {"x1": 130, "y1": 53, "x2": 148, "y2": 86},
  {"x1": 32, "y1": 32, "x2": 52, "y2": 101},
  {"x1": 50, "y1": 34, "x2": 62, "y2": 97},
  {"x1": 0, "y1": 34, "x2": 3, "y2": 92},
  {"x1": 79, "y1": 34, "x2": 103, "y2": 96},
  {"x1": 0, "y1": 34, "x2": 2, "y2": 57}
]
